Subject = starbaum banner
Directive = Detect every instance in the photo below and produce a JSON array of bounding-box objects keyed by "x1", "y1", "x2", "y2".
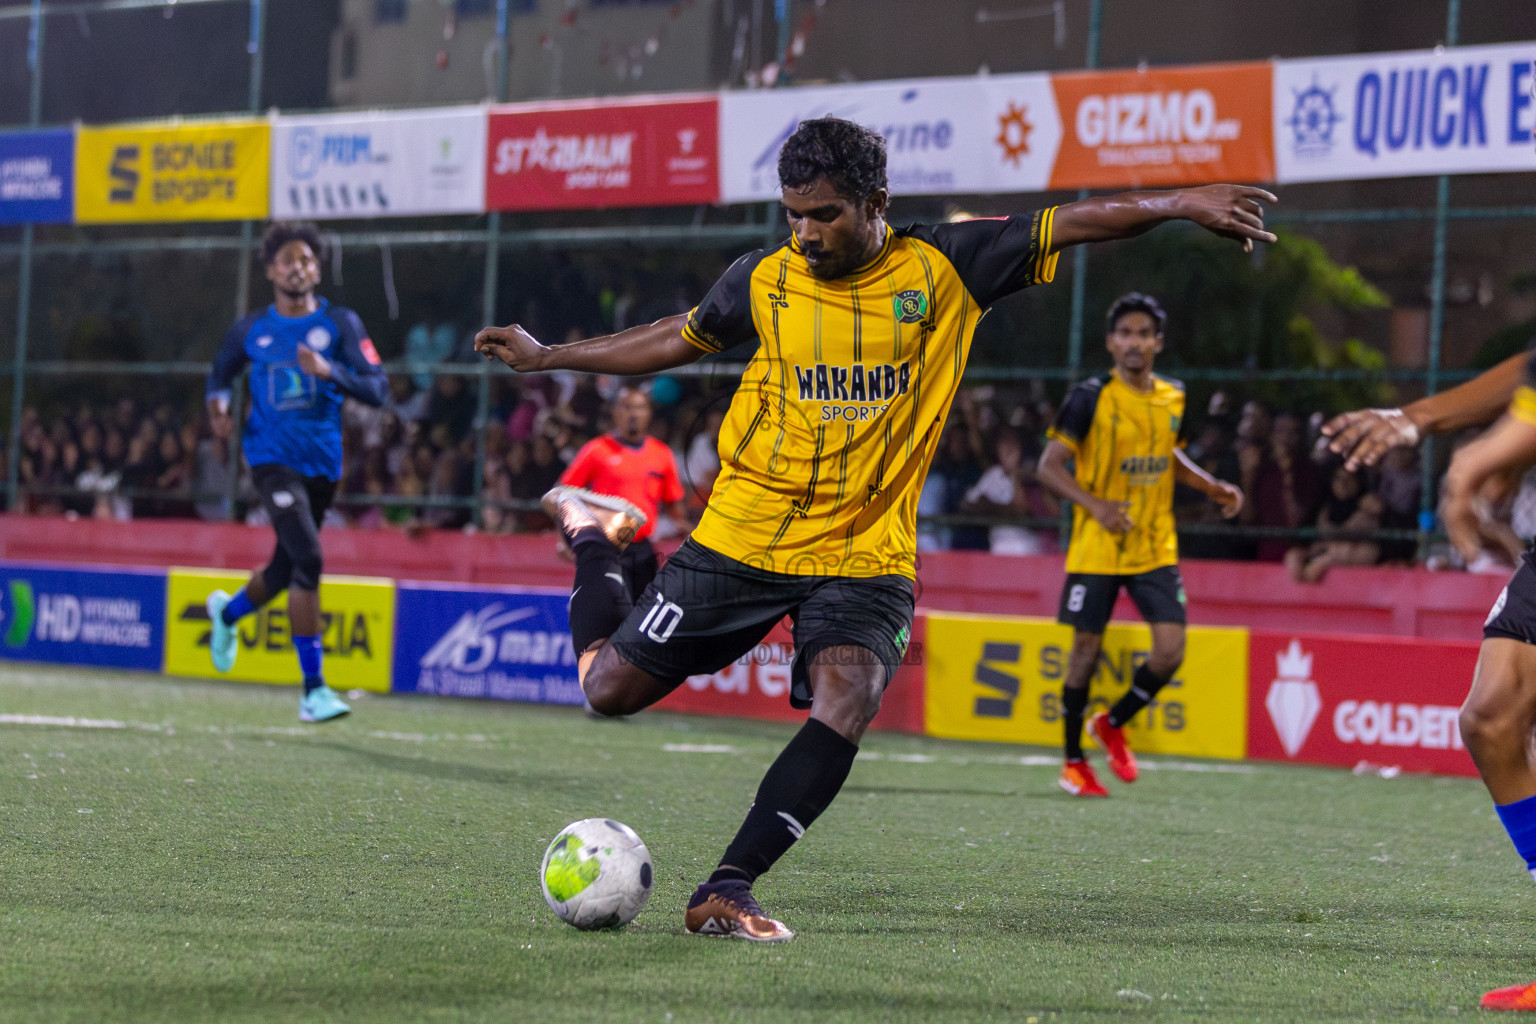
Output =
[
  {"x1": 485, "y1": 95, "x2": 718, "y2": 211},
  {"x1": 75, "y1": 119, "x2": 268, "y2": 223},
  {"x1": 271, "y1": 107, "x2": 486, "y2": 219},
  {"x1": 1247, "y1": 630, "x2": 1477, "y2": 776},
  {"x1": 1049, "y1": 61, "x2": 1275, "y2": 189},
  {"x1": 1274, "y1": 42, "x2": 1536, "y2": 183}
]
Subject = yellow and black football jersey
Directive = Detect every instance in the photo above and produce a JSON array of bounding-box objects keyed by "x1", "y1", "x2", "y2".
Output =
[
  {"x1": 1047, "y1": 370, "x2": 1187, "y2": 576},
  {"x1": 681, "y1": 210, "x2": 1059, "y2": 579}
]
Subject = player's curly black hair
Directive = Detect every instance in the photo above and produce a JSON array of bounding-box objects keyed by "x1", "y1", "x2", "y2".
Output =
[
  {"x1": 260, "y1": 221, "x2": 326, "y2": 266},
  {"x1": 778, "y1": 117, "x2": 888, "y2": 203},
  {"x1": 1106, "y1": 292, "x2": 1167, "y2": 336}
]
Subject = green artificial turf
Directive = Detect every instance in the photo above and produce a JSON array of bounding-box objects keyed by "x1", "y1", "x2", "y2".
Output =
[{"x1": 0, "y1": 663, "x2": 1528, "y2": 1023}]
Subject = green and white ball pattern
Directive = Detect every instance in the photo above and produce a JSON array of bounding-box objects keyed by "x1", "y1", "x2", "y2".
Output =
[{"x1": 540, "y1": 818, "x2": 654, "y2": 930}]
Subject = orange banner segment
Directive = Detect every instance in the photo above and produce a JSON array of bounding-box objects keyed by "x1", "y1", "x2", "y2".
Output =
[{"x1": 1049, "y1": 61, "x2": 1274, "y2": 189}]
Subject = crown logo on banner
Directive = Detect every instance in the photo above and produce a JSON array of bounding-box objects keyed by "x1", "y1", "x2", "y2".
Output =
[{"x1": 1265, "y1": 639, "x2": 1321, "y2": 758}]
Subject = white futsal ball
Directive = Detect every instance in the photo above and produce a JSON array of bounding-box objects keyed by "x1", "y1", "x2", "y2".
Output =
[{"x1": 540, "y1": 818, "x2": 654, "y2": 930}]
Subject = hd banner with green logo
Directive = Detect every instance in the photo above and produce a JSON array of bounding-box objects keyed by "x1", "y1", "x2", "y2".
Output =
[
  {"x1": 924, "y1": 610, "x2": 1249, "y2": 759},
  {"x1": 163, "y1": 567, "x2": 395, "y2": 692},
  {"x1": 0, "y1": 561, "x2": 166, "y2": 671}
]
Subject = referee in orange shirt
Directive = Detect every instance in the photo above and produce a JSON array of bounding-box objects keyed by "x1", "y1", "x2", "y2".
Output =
[{"x1": 551, "y1": 384, "x2": 688, "y2": 657}]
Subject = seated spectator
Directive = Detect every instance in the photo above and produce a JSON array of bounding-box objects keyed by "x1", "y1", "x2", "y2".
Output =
[
  {"x1": 961, "y1": 428, "x2": 1059, "y2": 556},
  {"x1": 1285, "y1": 464, "x2": 1383, "y2": 582},
  {"x1": 1373, "y1": 445, "x2": 1421, "y2": 563},
  {"x1": 1245, "y1": 410, "x2": 1323, "y2": 562}
]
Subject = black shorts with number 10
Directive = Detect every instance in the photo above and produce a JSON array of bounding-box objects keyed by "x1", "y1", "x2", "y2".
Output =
[{"x1": 609, "y1": 538, "x2": 915, "y2": 709}]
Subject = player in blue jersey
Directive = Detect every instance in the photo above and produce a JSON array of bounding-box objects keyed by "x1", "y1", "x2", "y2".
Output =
[{"x1": 204, "y1": 222, "x2": 389, "y2": 722}]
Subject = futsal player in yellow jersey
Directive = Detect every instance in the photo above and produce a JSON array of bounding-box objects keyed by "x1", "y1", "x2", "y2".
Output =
[
  {"x1": 475, "y1": 118, "x2": 1275, "y2": 940},
  {"x1": 1037, "y1": 294, "x2": 1243, "y2": 798}
]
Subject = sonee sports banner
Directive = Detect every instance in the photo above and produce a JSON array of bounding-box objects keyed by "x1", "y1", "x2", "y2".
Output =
[
  {"x1": 75, "y1": 119, "x2": 269, "y2": 223},
  {"x1": 923, "y1": 611, "x2": 1250, "y2": 760}
]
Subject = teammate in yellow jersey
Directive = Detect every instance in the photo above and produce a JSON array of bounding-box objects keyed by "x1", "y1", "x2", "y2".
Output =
[
  {"x1": 1036, "y1": 293, "x2": 1243, "y2": 797},
  {"x1": 474, "y1": 117, "x2": 1276, "y2": 940}
]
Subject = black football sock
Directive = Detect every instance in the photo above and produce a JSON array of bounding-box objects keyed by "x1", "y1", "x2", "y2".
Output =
[
  {"x1": 710, "y1": 718, "x2": 859, "y2": 886},
  {"x1": 1062, "y1": 684, "x2": 1088, "y2": 761},
  {"x1": 568, "y1": 536, "x2": 632, "y2": 655},
  {"x1": 1107, "y1": 663, "x2": 1172, "y2": 728}
]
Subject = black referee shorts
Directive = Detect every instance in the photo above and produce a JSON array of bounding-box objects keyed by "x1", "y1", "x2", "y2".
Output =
[
  {"x1": 1057, "y1": 565, "x2": 1187, "y2": 635},
  {"x1": 609, "y1": 538, "x2": 915, "y2": 709}
]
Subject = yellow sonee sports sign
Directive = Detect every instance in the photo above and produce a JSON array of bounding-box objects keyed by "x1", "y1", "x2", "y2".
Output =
[
  {"x1": 75, "y1": 120, "x2": 269, "y2": 223},
  {"x1": 924, "y1": 611, "x2": 1249, "y2": 760},
  {"x1": 163, "y1": 568, "x2": 394, "y2": 693}
]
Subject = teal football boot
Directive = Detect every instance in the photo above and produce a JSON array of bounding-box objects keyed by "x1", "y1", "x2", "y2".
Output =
[
  {"x1": 205, "y1": 590, "x2": 238, "y2": 674},
  {"x1": 299, "y1": 684, "x2": 351, "y2": 723}
]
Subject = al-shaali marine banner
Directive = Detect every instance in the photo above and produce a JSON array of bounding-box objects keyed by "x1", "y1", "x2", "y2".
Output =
[
  {"x1": 74, "y1": 119, "x2": 269, "y2": 223},
  {"x1": 1274, "y1": 42, "x2": 1536, "y2": 183},
  {"x1": 924, "y1": 611, "x2": 1249, "y2": 760},
  {"x1": 271, "y1": 106, "x2": 487, "y2": 219}
]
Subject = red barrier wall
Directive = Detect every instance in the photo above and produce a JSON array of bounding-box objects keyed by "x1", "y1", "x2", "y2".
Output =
[
  {"x1": 0, "y1": 514, "x2": 1509, "y2": 639},
  {"x1": 655, "y1": 616, "x2": 927, "y2": 734}
]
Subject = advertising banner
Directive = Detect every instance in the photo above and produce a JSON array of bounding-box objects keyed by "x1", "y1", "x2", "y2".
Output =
[
  {"x1": 0, "y1": 562, "x2": 165, "y2": 671},
  {"x1": 271, "y1": 106, "x2": 487, "y2": 220},
  {"x1": 1247, "y1": 631, "x2": 1477, "y2": 776},
  {"x1": 486, "y1": 95, "x2": 718, "y2": 211},
  {"x1": 924, "y1": 611, "x2": 1248, "y2": 759},
  {"x1": 1048, "y1": 62, "x2": 1274, "y2": 189},
  {"x1": 656, "y1": 618, "x2": 927, "y2": 733},
  {"x1": 1274, "y1": 42, "x2": 1536, "y2": 183},
  {"x1": 163, "y1": 568, "x2": 394, "y2": 692},
  {"x1": 0, "y1": 129, "x2": 74, "y2": 225},
  {"x1": 719, "y1": 74, "x2": 1061, "y2": 203},
  {"x1": 75, "y1": 119, "x2": 269, "y2": 223},
  {"x1": 392, "y1": 581, "x2": 582, "y2": 705}
]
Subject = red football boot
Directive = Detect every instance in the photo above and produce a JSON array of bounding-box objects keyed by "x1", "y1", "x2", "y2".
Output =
[
  {"x1": 1059, "y1": 759, "x2": 1109, "y2": 797},
  {"x1": 1087, "y1": 712, "x2": 1139, "y2": 783},
  {"x1": 1483, "y1": 982, "x2": 1536, "y2": 1012}
]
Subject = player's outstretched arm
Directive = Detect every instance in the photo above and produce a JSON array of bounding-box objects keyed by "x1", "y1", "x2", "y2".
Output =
[
  {"x1": 1442, "y1": 413, "x2": 1536, "y2": 561},
  {"x1": 1036, "y1": 439, "x2": 1133, "y2": 534},
  {"x1": 1321, "y1": 352, "x2": 1527, "y2": 471},
  {"x1": 1173, "y1": 448, "x2": 1243, "y2": 519},
  {"x1": 1049, "y1": 184, "x2": 1278, "y2": 253},
  {"x1": 474, "y1": 314, "x2": 704, "y2": 376}
]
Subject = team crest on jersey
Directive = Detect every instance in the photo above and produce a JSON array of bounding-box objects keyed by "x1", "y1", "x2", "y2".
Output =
[
  {"x1": 306, "y1": 327, "x2": 332, "y2": 351},
  {"x1": 892, "y1": 290, "x2": 928, "y2": 324}
]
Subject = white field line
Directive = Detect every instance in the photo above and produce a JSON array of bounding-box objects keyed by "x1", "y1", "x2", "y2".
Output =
[{"x1": 0, "y1": 713, "x2": 131, "y2": 730}]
